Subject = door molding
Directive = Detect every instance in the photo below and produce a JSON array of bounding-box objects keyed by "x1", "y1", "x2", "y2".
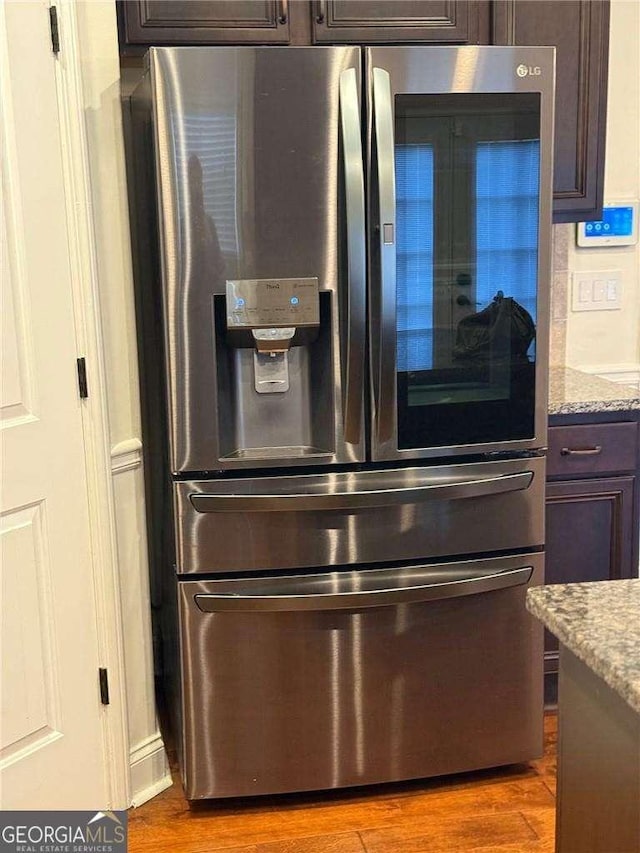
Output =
[{"x1": 48, "y1": 0, "x2": 129, "y2": 808}]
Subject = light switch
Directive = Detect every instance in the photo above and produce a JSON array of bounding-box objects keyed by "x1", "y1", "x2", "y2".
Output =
[
  {"x1": 578, "y1": 279, "x2": 592, "y2": 302},
  {"x1": 571, "y1": 270, "x2": 622, "y2": 312}
]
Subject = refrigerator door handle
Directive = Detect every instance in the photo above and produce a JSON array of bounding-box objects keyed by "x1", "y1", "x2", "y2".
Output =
[
  {"x1": 193, "y1": 567, "x2": 534, "y2": 612},
  {"x1": 339, "y1": 67, "x2": 366, "y2": 446},
  {"x1": 372, "y1": 67, "x2": 397, "y2": 448},
  {"x1": 189, "y1": 470, "x2": 534, "y2": 512}
]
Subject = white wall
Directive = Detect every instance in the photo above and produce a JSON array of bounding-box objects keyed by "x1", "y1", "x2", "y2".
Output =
[
  {"x1": 565, "y1": 0, "x2": 640, "y2": 385},
  {"x1": 75, "y1": 0, "x2": 171, "y2": 806}
]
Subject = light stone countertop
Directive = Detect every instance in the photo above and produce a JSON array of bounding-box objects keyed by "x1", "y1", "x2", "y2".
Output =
[
  {"x1": 527, "y1": 580, "x2": 640, "y2": 714},
  {"x1": 549, "y1": 366, "x2": 640, "y2": 415}
]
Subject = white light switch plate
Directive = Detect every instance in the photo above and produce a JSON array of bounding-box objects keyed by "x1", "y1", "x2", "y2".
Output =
[{"x1": 571, "y1": 270, "x2": 622, "y2": 311}]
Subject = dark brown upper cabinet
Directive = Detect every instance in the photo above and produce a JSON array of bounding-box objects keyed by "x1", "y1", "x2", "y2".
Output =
[
  {"x1": 492, "y1": 0, "x2": 610, "y2": 223},
  {"x1": 311, "y1": 1, "x2": 489, "y2": 43},
  {"x1": 118, "y1": 0, "x2": 609, "y2": 224},
  {"x1": 120, "y1": 1, "x2": 292, "y2": 46}
]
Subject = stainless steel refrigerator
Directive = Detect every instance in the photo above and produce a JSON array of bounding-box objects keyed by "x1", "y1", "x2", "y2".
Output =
[{"x1": 128, "y1": 45, "x2": 554, "y2": 800}]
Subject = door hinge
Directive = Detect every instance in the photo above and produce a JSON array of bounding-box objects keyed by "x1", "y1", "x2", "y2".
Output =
[
  {"x1": 77, "y1": 357, "x2": 88, "y2": 399},
  {"x1": 49, "y1": 6, "x2": 60, "y2": 54},
  {"x1": 99, "y1": 668, "x2": 110, "y2": 706}
]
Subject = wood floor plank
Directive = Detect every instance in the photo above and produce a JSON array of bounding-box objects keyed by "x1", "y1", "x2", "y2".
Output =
[
  {"x1": 135, "y1": 832, "x2": 366, "y2": 853},
  {"x1": 257, "y1": 832, "x2": 366, "y2": 852},
  {"x1": 531, "y1": 715, "x2": 558, "y2": 795},
  {"x1": 359, "y1": 811, "x2": 537, "y2": 853},
  {"x1": 128, "y1": 798, "x2": 401, "y2": 852},
  {"x1": 155, "y1": 847, "x2": 257, "y2": 853},
  {"x1": 128, "y1": 776, "x2": 553, "y2": 852},
  {"x1": 521, "y1": 808, "x2": 557, "y2": 842},
  {"x1": 466, "y1": 844, "x2": 554, "y2": 853},
  {"x1": 388, "y1": 775, "x2": 555, "y2": 822}
]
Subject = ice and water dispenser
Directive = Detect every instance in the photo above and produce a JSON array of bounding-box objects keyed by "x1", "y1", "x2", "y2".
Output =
[
  {"x1": 214, "y1": 278, "x2": 335, "y2": 461},
  {"x1": 226, "y1": 278, "x2": 319, "y2": 394}
]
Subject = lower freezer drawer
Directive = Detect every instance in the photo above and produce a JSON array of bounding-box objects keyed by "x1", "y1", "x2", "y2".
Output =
[
  {"x1": 174, "y1": 456, "x2": 545, "y2": 573},
  {"x1": 177, "y1": 553, "x2": 544, "y2": 799}
]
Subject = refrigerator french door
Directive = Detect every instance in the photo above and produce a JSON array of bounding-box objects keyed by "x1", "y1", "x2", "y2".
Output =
[
  {"x1": 368, "y1": 48, "x2": 553, "y2": 461},
  {"x1": 129, "y1": 44, "x2": 554, "y2": 800}
]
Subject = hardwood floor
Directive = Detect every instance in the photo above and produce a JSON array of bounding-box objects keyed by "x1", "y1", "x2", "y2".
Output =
[{"x1": 128, "y1": 714, "x2": 557, "y2": 853}]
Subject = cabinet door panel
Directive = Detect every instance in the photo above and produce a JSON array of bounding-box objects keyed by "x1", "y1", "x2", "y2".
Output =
[
  {"x1": 492, "y1": 0, "x2": 609, "y2": 223},
  {"x1": 544, "y1": 476, "x2": 635, "y2": 672},
  {"x1": 120, "y1": 1, "x2": 291, "y2": 46},
  {"x1": 312, "y1": 0, "x2": 489, "y2": 43}
]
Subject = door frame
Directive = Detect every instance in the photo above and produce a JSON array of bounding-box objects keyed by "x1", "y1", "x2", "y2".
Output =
[{"x1": 47, "y1": 0, "x2": 130, "y2": 808}]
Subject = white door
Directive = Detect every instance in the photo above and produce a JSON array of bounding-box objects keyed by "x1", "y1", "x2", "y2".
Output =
[{"x1": 1, "y1": 0, "x2": 110, "y2": 808}]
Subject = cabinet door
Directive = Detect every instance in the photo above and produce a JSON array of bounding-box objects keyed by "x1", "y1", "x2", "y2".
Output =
[
  {"x1": 544, "y1": 476, "x2": 635, "y2": 673},
  {"x1": 493, "y1": 0, "x2": 609, "y2": 223},
  {"x1": 312, "y1": 1, "x2": 489, "y2": 44},
  {"x1": 120, "y1": 1, "x2": 291, "y2": 46}
]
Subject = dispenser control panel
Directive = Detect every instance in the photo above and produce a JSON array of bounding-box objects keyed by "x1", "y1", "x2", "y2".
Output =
[{"x1": 226, "y1": 278, "x2": 320, "y2": 329}]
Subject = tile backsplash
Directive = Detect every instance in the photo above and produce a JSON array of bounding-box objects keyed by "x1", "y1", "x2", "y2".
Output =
[{"x1": 550, "y1": 224, "x2": 570, "y2": 365}]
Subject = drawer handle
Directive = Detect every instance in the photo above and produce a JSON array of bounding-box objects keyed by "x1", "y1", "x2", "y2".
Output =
[
  {"x1": 560, "y1": 445, "x2": 603, "y2": 457},
  {"x1": 193, "y1": 567, "x2": 534, "y2": 612},
  {"x1": 189, "y1": 471, "x2": 534, "y2": 513}
]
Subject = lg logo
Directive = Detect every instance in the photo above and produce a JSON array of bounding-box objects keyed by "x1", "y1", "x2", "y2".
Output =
[{"x1": 517, "y1": 64, "x2": 542, "y2": 77}]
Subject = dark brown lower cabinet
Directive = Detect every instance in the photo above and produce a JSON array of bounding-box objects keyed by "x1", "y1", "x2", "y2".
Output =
[
  {"x1": 555, "y1": 648, "x2": 640, "y2": 853},
  {"x1": 544, "y1": 416, "x2": 639, "y2": 705},
  {"x1": 545, "y1": 476, "x2": 635, "y2": 674}
]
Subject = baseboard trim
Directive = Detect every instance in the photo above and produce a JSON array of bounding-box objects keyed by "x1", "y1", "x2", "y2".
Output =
[
  {"x1": 111, "y1": 438, "x2": 143, "y2": 474},
  {"x1": 129, "y1": 732, "x2": 173, "y2": 808},
  {"x1": 130, "y1": 773, "x2": 173, "y2": 809}
]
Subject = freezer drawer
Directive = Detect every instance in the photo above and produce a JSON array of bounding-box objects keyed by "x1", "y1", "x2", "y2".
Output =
[
  {"x1": 177, "y1": 553, "x2": 544, "y2": 799},
  {"x1": 175, "y1": 456, "x2": 545, "y2": 573}
]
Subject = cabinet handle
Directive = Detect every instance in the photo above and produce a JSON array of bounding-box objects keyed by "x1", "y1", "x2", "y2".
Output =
[
  {"x1": 278, "y1": 0, "x2": 288, "y2": 24},
  {"x1": 560, "y1": 445, "x2": 603, "y2": 457},
  {"x1": 316, "y1": 0, "x2": 326, "y2": 23}
]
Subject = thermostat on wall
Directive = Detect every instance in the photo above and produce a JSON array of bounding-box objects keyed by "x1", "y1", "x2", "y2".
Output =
[{"x1": 577, "y1": 202, "x2": 638, "y2": 247}]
